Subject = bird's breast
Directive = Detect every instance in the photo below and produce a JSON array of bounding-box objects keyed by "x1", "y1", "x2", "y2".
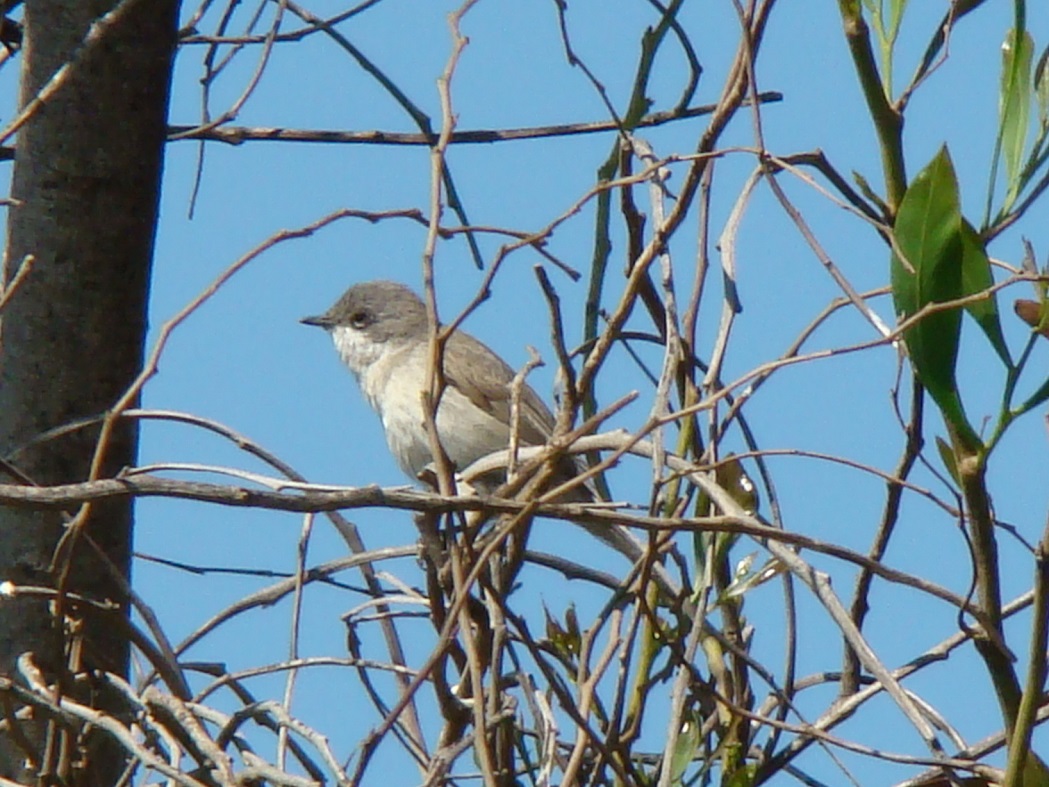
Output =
[{"x1": 356, "y1": 343, "x2": 513, "y2": 478}]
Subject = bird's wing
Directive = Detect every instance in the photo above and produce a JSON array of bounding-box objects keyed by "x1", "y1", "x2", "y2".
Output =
[{"x1": 443, "y1": 330, "x2": 555, "y2": 447}]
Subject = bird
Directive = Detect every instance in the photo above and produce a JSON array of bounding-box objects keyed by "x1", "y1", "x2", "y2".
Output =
[{"x1": 301, "y1": 280, "x2": 656, "y2": 567}]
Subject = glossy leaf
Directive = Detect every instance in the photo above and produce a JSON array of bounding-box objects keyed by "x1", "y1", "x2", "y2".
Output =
[
  {"x1": 999, "y1": 29, "x2": 1034, "y2": 206},
  {"x1": 891, "y1": 147, "x2": 978, "y2": 445},
  {"x1": 959, "y1": 219, "x2": 1012, "y2": 367}
]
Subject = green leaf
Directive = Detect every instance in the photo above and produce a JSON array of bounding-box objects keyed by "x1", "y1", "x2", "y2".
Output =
[
  {"x1": 959, "y1": 220, "x2": 1012, "y2": 367},
  {"x1": 891, "y1": 147, "x2": 979, "y2": 446},
  {"x1": 1019, "y1": 373, "x2": 1049, "y2": 414},
  {"x1": 1035, "y1": 44, "x2": 1049, "y2": 127},
  {"x1": 935, "y1": 436, "x2": 960, "y2": 485},
  {"x1": 716, "y1": 454, "x2": 759, "y2": 515},
  {"x1": 852, "y1": 169, "x2": 891, "y2": 216},
  {"x1": 999, "y1": 29, "x2": 1034, "y2": 206},
  {"x1": 668, "y1": 713, "x2": 700, "y2": 785},
  {"x1": 725, "y1": 763, "x2": 758, "y2": 787},
  {"x1": 543, "y1": 603, "x2": 581, "y2": 660},
  {"x1": 887, "y1": 0, "x2": 909, "y2": 43},
  {"x1": 721, "y1": 557, "x2": 786, "y2": 602}
]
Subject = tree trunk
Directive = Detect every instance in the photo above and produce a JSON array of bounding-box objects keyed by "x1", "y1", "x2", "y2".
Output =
[{"x1": 0, "y1": 1, "x2": 178, "y2": 782}]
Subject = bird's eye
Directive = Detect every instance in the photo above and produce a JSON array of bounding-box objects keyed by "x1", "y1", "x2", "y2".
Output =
[{"x1": 350, "y1": 311, "x2": 370, "y2": 329}]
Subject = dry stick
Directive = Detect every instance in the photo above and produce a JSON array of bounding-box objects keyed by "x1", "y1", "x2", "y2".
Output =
[
  {"x1": 500, "y1": 607, "x2": 636, "y2": 785},
  {"x1": 0, "y1": 583, "x2": 190, "y2": 702},
  {"x1": 167, "y1": 93, "x2": 784, "y2": 147},
  {"x1": 667, "y1": 273, "x2": 950, "y2": 751},
  {"x1": 448, "y1": 548, "x2": 497, "y2": 787},
  {"x1": 574, "y1": 30, "x2": 757, "y2": 417},
  {"x1": 0, "y1": 254, "x2": 33, "y2": 313},
  {"x1": 186, "y1": 0, "x2": 285, "y2": 215},
  {"x1": 196, "y1": 657, "x2": 419, "y2": 704},
  {"x1": 762, "y1": 588, "x2": 1038, "y2": 779},
  {"x1": 0, "y1": 460, "x2": 991, "y2": 621},
  {"x1": 633, "y1": 136, "x2": 682, "y2": 502},
  {"x1": 560, "y1": 615, "x2": 623, "y2": 785},
  {"x1": 420, "y1": 708, "x2": 517, "y2": 787},
  {"x1": 198, "y1": 0, "x2": 261, "y2": 86},
  {"x1": 898, "y1": 0, "x2": 970, "y2": 110},
  {"x1": 186, "y1": 0, "x2": 286, "y2": 140},
  {"x1": 1002, "y1": 518, "x2": 1049, "y2": 787},
  {"x1": 581, "y1": 435, "x2": 951, "y2": 755},
  {"x1": 391, "y1": 3, "x2": 483, "y2": 780},
  {"x1": 842, "y1": 378, "x2": 925, "y2": 695},
  {"x1": 277, "y1": 0, "x2": 483, "y2": 268},
  {"x1": 533, "y1": 268, "x2": 579, "y2": 435},
  {"x1": 704, "y1": 164, "x2": 759, "y2": 392},
  {"x1": 481, "y1": 567, "x2": 511, "y2": 783},
  {"x1": 139, "y1": 687, "x2": 238, "y2": 783},
  {"x1": 206, "y1": 698, "x2": 351, "y2": 785},
  {"x1": 529, "y1": 682, "x2": 561, "y2": 784},
  {"x1": 0, "y1": 452, "x2": 194, "y2": 701},
  {"x1": 418, "y1": 0, "x2": 473, "y2": 501},
  {"x1": 712, "y1": 286, "x2": 893, "y2": 443},
  {"x1": 171, "y1": 547, "x2": 417, "y2": 657},
  {"x1": 16, "y1": 656, "x2": 211, "y2": 787},
  {"x1": 904, "y1": 712, "x2": 1049, "y2": 787},
  {"x1": 180, "y1": 665, "x2": 339, "y2": 782},
  {"x1": 698, "y1": 688, "x2": 991, "y2": 775},
  {"x1": 773, "y1": 151, "x2": 886, "y2": 226},
  {"x1": 57, "y1": 211, "x2": 431, "y2": 750},
  {"x1": 5, "y1": 452, "x2": 1035, "y2": 771},
  {"x1": 101, "y1": 677, "x2": 192, "y2": 783},
  {"x1": 506, "y1": 349, "x2": 544, "y2": 488},
  {"x1": 277, "y1": 511, "x2": 314, "y2": 770},
  {"x1": 181, "y1": 1, "x2": 389, "y2": 45},
  {"x1": 602, "y1": 603, "x2": 643, "y2": 771},
  {"x1": 628, "y1": 137, "x2": 703, "y2": 787},
  {"x1": 654, "y1": 274, "x2": 1032, "y2": 433},
  {"x1": 764, "y1": 169, "x2": 893, "y2": 338},
  {"x1": 0, "y1": 0, "x2": 143, "y2": 145},
  {"x1": 430, "y1": 156, "x2": 714, "y2": 364},
  {"x1": 718, "y1": 446, "x2": 957, "y2": 516}
]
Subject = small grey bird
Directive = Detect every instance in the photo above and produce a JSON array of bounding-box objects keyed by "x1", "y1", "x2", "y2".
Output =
[{"x1": 301, "y1": 280, "x2": 652, "y2": 564}]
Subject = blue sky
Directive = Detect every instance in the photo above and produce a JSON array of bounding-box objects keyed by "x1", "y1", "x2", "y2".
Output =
[{"x1": 9, "y1": 1, "x2": 1047, "y2": 784}]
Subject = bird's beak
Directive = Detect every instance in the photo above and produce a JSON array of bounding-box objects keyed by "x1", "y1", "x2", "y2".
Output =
[{"x1": 300, "y1": 314, "x2": 333, "y2": 328}]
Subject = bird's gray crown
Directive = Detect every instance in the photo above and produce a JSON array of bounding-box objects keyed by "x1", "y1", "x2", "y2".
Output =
[{"x1": 304, "y1": 280, "x2": 429, "y2": 343}]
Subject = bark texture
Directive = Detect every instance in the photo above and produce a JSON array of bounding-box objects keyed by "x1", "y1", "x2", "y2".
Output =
[{"x1": 0, "y1": 1, "x2": 178, "y2": 782}]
